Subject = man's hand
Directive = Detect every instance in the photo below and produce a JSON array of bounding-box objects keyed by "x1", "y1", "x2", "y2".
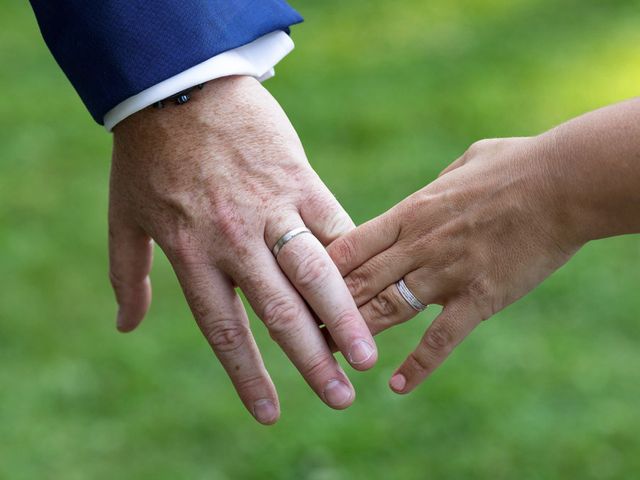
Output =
[{"x1": 108, "y1": 76, "x2": 377, "y2": 424}]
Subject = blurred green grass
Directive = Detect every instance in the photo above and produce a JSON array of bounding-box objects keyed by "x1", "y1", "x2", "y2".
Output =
[{"x1": 1, "y1": 1, "x2": 640, "y2": 478}]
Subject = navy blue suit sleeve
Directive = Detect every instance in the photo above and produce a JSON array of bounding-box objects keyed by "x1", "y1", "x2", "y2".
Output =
[{"x1": 29, "y1": 0, "x2": 303, "y2": 124}]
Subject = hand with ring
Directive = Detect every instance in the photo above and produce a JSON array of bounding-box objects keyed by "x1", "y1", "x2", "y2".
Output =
[
  {"x1": 109, "y1": 76, "x2": 377, "y2": 424},
  {"x1": 328, "y1": 136, "x2": 581, "y2": 394}
]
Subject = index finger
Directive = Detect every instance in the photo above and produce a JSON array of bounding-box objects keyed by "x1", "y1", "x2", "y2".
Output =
[{"x1": 327, "y1": 210, "x2": 401, "y2": 277}]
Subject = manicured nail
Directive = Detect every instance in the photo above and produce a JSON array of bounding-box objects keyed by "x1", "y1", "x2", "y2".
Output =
[
  {"x1": 253, "y1": 399, "x2": 278, "y2": 424},
  {"x1": 323, "y1": 379, "x2": 353, "y2": 408},
  {"x1": 390, "y1": 374, "x2": 406, "y2": 393},
  {"x1": 348, "y1": 339, "x2": 375, "y2": 365}
]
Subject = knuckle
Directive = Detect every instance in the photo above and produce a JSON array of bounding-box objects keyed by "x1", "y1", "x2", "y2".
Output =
[
  {"x1": 144, "y1": 195, "x2": 197, "y2": 243},
  {"x1": 108, "y1": 269, "x2": 147, "y2": 302},
  {"x1": 301, "y1": 351, "x2": 334, "y2": 380},
  {"x1": 330, "y1": 309, "x2": 361, "y2": 333},
  {"x1": 203, "y1": 319, "x2": 250, "y2": 353},
  {"x1": 424, "y1": 323, "x2": 454, "y2": 352},
  {"x1": 234, "y1": 373, "x2": 267, "y2": 392},
  {"x1": 466, "y1": 138, "x2": 492, "y2": 156},
  {"x1": 467, "y1": 276, "x2": 493, "y2": 306},
  {"x1": 345, "y1": 271, "x2": 367, "y2": 299},
  {"x1": 396, "y1": 198, "x2": 424, "y2": 227},
  {"x1": 465, "y1": 272, "x2": 498, "y2": 321},
  {"x1": 108, "y1": 269, "x2": 125, "y2": 292},
  {"x1": 371, "y1": 289, "x2": 400, "y2": 318},
  {"x1": 324, "y1": 210, "x2": 354, "y2": 238},
  {"x1": 210, "y1": 199, "x2": 248, "y2": 245},
  {"x1": 212, "y1": 213, "x2": 246, "y2": 246},
  {"x1": 292, "y1": 254, "x2": 330, "y2": 291},
  {"x1": 162, "y1": 229, "x2": 199, "y2": 263},
  {"x1": 330, "y1": 237, "x2": 358, "y2": 272},
  {"x1": 304, "y1": 190, "x2": 329, "y2": 215},
  {"x1": 262, "y1": 295, "x2": 301, "y2": 336},
  {"x1": 407, "y1": 351, "x2": 431, "y2": 374}
]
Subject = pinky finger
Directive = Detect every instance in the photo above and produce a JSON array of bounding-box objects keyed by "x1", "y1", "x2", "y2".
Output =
[
  {"x1": 108, "y1": 216, "x2": 154, "y2": 333},
  {"x1": 389, "y1": 299, "x2": 481, "y2": 394}
]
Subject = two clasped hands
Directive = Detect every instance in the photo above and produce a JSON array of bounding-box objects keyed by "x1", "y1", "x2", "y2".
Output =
[{"x1": 109, "y1": 76, "x2": 640, "y2": 424}]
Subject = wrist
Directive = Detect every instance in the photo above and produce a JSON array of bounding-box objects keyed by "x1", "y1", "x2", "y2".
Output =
[
  {"x1": 113, "y1": 75, "x2": 259, "y2": 135},
  {"x1": 535, "y1": 100, "x2": 640, "y2": 245},
  {"x1": 532, "y1": 128, "x2": 615, "y2": 249},
  {"x1": 516, "y1": 134, "x2": 588, "y2": 254}
]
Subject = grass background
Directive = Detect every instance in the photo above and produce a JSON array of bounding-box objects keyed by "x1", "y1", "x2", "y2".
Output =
[{"x1": 1, "y1": 0, "x2": 640, "y2": 478}]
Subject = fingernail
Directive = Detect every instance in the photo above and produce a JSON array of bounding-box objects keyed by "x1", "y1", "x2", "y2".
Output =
[
  {"x1": 323, "y1": 379, "x2": 353, "y2": 408},
  {"x1": 253, "y1": 399, "x2": 278, "y2": 424},
  {"x1": 390, "y1": 374, "x2": 407, "y2": 393},
  {"x1": 348, "y1": 339, "x2": 375, "y2": 365}
]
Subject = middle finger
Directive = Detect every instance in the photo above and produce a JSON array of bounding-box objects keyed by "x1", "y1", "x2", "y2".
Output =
[
  {"x1": 232, "y1": 246, "x2": 356, "y2": 410},
  {"x1": 359, "y1": 270, "x2": 439, "y2": 336}
]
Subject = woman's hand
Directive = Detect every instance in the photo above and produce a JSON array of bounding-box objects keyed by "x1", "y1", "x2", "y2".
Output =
[
  {"x1": 331, "y1": 93, "x2": 640, "y2": 395},
  {"x1": 328, "y1": 135, "x2": 581, "y2": 394}
]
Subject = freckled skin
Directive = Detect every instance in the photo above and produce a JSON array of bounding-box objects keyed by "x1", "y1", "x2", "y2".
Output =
[{"x1": 108, "y1": 75, "x2": 375, "y2": 424}]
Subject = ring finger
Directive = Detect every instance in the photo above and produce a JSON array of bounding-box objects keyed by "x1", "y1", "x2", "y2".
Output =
[
  {"x1": 358, "y1": 269, "x2": 440, "y2": 336},
  {"x1": 267, "y1": 216, "x2": 378, "y2": 370}
]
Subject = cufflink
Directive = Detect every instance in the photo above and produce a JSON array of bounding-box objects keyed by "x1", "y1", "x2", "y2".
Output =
[{"x1": 153, "y1": 84, "x2": 204, "y2": 109}]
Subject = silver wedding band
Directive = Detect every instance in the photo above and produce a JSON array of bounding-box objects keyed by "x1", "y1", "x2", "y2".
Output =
[
  {"x1": 396, "y1": 278, "x2": 428, "y2": 312},
  {"x1": 272, "y1": 227, "x2": 313, "y2": 257}
]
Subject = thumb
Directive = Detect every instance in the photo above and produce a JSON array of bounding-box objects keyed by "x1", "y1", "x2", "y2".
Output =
[{"x1": 108, "y1": 211, "x2": 153, "y2": 333}]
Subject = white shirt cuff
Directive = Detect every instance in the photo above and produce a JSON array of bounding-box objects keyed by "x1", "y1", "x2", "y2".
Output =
[{"x1": 103, "y1": 30, "x2": 294, "y2": 131}]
